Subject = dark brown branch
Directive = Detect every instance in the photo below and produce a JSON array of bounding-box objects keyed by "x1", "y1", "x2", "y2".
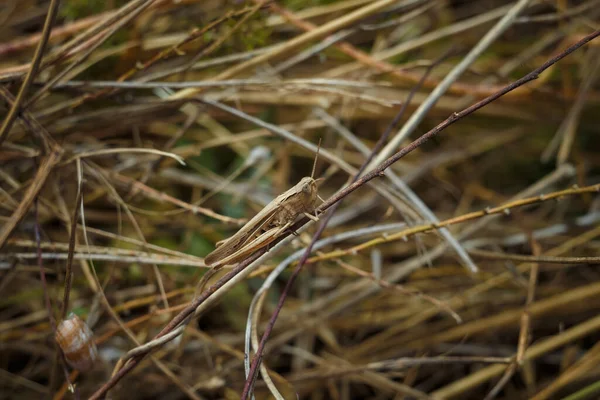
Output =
[
  {"x1": 241, "y1": 45, "x2": 452, "y2": 399},
  {"x1": 61, "y1": 164, "x2": 84, "y2": 320}
]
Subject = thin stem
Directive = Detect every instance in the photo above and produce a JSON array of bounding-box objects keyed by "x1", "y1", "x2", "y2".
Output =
[
  {"x1": 242, "y1": 45, "x2": 450, "y2": 398},
  {"x1": 0, "y1": 0, "x2": 61, "y2": 147}
]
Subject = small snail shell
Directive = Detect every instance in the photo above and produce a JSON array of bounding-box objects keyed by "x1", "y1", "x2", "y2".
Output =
[{"x1": 55, "y1": 314, "x2": 98, "y2": 372}]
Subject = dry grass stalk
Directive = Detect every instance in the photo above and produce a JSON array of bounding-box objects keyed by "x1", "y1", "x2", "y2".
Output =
[{"x1": 0, "y1": 1, "x2": 599, "y2": 399}]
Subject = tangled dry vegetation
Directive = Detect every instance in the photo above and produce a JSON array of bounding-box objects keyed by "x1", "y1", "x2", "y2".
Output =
[{"x1": 1, "y1": 0, "x2": 600, "y2": 399}]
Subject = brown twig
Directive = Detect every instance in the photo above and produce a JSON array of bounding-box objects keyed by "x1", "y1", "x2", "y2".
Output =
[
  {"x1": 25, "y1": 0, "x2": 155, "y2": 108},
  {"x1": 60, "y1": 160, "x2": 83, "y2": 320},
  {"x1": 40, "y1": 3, "x2": 265, "y2": 113},
  {"x1": 0, "y1": 11, "x2": 111, "y2": 58},
  {"x1": 308, "y1": 184, "x2": 600, "y2": 265},
  {"x1": 34, "y1": 199, "x2": 77, "y2": 397},
  {"x1": 0, "y1": 148, "x2": 62, "y2": 249},
  {"x1": 261, "y1": 0, "x2": 516, "y2": 97},
  {"x1": 108, "y1": 170, "x2": 247, "y2": 225},
  {"x1": 241, "y1": 44, "x2": 452, "y2": 398},
  {"x1": 467, "y1": 249, "x2": 600, "y2": 264},
  {"x1": 0, "y1": 0, "x2": 61, "y2": 147}
]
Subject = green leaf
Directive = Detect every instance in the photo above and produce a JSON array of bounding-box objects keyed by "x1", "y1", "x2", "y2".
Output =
[{"x1": 186, "y1": 233, "x2": 214, "y2": 258}]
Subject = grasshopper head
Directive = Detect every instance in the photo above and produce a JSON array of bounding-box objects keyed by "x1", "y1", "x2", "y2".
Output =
[
  {"x1": 298, "y1": 177, "x2": 318, "y2": 209},
  {"x1": 299, "y1": 177, "x2": 316, "y2": 194}
]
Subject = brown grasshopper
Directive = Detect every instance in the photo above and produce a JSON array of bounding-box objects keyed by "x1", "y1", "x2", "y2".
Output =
[{"x1": 204, "y1": 145, "x2": 322, "y2": 268}]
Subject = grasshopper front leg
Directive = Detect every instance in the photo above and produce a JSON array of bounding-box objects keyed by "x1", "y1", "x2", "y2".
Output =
[{"x1": 303, "y1": 211, "x2": 319, "y2": 222}]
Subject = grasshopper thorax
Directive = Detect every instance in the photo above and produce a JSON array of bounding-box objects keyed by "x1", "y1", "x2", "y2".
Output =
[{"x1": 268, "y1": 177, "x2": 318, "y2": 227}]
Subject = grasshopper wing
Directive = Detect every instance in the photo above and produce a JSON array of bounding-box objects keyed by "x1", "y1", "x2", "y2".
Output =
[
  {"x1": 204, "y1": 209, "x2": 276, "y2": 266},
  {"x1": 204, "y1": 178, "x2": 314, "y2": 267}
]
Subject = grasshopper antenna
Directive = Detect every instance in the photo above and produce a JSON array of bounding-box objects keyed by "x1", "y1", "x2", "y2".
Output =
[{"x1": 311, "y1": 138, "x2": 321, "y2": 179}]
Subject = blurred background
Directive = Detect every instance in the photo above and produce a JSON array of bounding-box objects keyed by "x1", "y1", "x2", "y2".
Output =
[{"x1": 0, "y1": 0, "x2": 599, "y2": 399}]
